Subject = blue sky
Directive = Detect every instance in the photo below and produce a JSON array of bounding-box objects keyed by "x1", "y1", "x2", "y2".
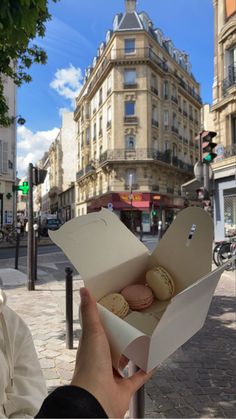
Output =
[{"x1": 17, "y1": 0, "x2": 214, "y2": 176}]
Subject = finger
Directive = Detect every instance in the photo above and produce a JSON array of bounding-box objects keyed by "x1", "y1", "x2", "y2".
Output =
[
  {"x1": 119, "y1": 355, "x2": 130, "y2": 371},
  {"x1": 80, "y1": 288, "x2": 104, "y2": 336},
  {"x1": 128, "y1": 367, "x2": 156, "y2": 394}
]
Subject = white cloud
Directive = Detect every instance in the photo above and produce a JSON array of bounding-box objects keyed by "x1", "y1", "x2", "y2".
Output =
[
  {"x1": 59, "y1": 107, "x2": 71, "y2": 117},
  {"x1": 50, "y1": 64, "x2": 83, "y2": 108},
  {"x1": 17, "y1": 125, "x2": 60, "y2": 177}
]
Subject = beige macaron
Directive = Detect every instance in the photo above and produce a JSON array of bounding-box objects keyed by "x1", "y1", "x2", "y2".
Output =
[
  {"x1": 98, "y1": 293, "x2": 129, "y2": 318},
  {"x1": 146, "y1": 266, "x2": 175, "y2": 301}
]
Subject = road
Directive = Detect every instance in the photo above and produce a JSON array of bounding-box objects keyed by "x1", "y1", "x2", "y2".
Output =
[{"x1": 0, "y1": 244, "x2": 61, "y2": 259}]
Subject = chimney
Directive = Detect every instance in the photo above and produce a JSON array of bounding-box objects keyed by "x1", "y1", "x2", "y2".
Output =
[{"x1": 125, "y1": 0, "x2": 137, "y2": 13}]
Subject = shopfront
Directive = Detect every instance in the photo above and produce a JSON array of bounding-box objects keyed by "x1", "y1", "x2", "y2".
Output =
[{"x1": 87, "y1": 192, "x2": 185, "y2": 233}]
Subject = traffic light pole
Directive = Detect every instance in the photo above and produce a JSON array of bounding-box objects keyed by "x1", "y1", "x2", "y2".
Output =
[
  {"x1": 203, "y1": 162, "x2": 210, "y2": 195},
  {"x1": 27, "y1": 163, "x2": 35, "y2": 291}
]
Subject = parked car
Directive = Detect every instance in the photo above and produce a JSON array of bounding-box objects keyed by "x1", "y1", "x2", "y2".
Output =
[{"x1": 40, "y1": 218, "x2": 61, "y2": 237}]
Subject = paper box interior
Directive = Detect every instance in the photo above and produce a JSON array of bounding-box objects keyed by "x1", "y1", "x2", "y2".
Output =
[{"x1": 49, "y1": 207, "x2": 226, "y2": 372}]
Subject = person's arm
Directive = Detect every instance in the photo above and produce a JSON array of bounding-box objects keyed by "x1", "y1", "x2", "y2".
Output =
[{"x1": 36, "y1": 386, "x2": 107, "y2": 418}]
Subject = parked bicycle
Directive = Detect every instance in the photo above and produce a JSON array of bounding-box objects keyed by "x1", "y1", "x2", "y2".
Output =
[
  {"x1": 213, "y1": 237, "x2": 236, "y2": 271},
  {"x1": 0, "y1": 225, "x2": 18, "y2": 243}
]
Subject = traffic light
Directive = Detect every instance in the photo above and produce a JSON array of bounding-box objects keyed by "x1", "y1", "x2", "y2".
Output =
[
  {"x1": 152, "y1": 209, "x2": 157, "y2": 216},
  {"x1": 32, "y1": 167, "x2": 47, "y2": 185},
  {"x1": 201, "y1": 131, "x2": 217, "y2": 163}
]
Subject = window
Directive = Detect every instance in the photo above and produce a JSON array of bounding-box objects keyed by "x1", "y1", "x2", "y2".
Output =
[
  {"x1": 93, "y1": 123, "x2": 96, "y2": 141},
  {"x1": 0, "y1": 140, "x2": 7, "y2": 173},
  {"x1": 124, "y1": 69, "x2": 136, "y2": 86},
  {"x1": 232, "y1": 115, "x2": 236, "y2": 143},
  {"x1": 163, "y1": 110, "x2": 169, "y2": 126},
  {"x1": 107, "y1": 106, "x2": 111, "y2": 127},
  {"x1": 152, "y1": 105, "x2": 158, "y2": 126},
  {"x1": 153, "y1": 137, "x2": 158, "y2": 150},
  {"x1": 107, "y1": 74, "x2": 112, "y2": 93},
  {"x1": 107, "y1": 106, "x2": 111, "y2": 121},
  {"x1": 99, "y1": 88, "x2": 103, "y2": 105},
  {"x1": 125, "y1": 39, "x2": 135, "y2": 54},
  {"x1": 86, "y1": 127, "x2": 90, "y2": 144},
  {"x1": 163, "y1": 81, "x2": 169, "y2": 99},
  {"x1": 172, "y1": 84, "x2": 177, "y2": 99},
  {"x1": 172, "y1": 113, "x2": 177, "y2": 129},
  {"x1": 126, "y1": 169, "x2": 136, "y2": 188},
  {"x1": 125, "y1": 101, "x2": 135, "y2": 116},
  {"x1": 151, "y1": 74, "x2": 158, "y2": 94},
  {"x1": 125, "y1": 135, "x2": 136, "y2": 149},
  {"x1": 99, "y1": 116, "x2": 103, "y2": 135}
]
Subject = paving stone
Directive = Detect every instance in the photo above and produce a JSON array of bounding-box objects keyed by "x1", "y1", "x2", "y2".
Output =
[
  {"x1": 43, "y1": 368, "x2": 60, "y2": 380},
  {"x1": 39, "y1": 358, "x2": 55, "y2": 369}
]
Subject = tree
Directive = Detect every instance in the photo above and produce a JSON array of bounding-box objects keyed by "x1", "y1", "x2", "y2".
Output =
[{"x1": 0, "y1": 0, "x2": 58, "y2": 126}]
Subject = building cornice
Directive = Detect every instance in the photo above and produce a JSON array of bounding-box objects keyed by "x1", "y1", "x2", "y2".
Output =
[{"x1": 219, "y1": 18, "x2": 236, "y2": 44}]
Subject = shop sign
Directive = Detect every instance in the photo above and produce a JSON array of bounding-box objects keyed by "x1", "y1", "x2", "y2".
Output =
[
  {"x1": 4, "y1": 210, "x2": 13, "y2": 225},
  {"x1": 120, "y1": 193, "x2": 142, "y2": 202}
]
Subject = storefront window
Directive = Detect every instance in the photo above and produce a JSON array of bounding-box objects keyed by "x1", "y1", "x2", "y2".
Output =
[{"x1": 224, "y1": 191, "x2": 236, "y2": 237}]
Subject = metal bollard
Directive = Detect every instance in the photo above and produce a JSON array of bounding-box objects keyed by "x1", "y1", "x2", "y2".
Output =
[
  {"x1": 15, "y1": 222, "x2": 21, "y2": 270},
  {"x1": 65, "y1": 267, "x2": 73, "y2": 349},
  {"x1": 129, "y1": 362, "x2": 145, "y2": 418},
  {"x1": 33, "y1": 223, "x2": 38, "y2": 281}
]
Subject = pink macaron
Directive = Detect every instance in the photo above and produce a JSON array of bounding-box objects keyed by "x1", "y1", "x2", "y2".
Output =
[{"x1": 121, "y1": 284, "x2": 154, "y2": 310}]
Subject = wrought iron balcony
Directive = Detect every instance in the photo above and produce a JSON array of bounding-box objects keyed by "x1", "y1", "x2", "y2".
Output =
[
  {"x1": 151, "y1": 86, "x2": 159, "y2": 95},
  {"x1": 171, "y1": 96, "x2": 178, "y2": 104},
  {"x1": 152, "y1": 119, "x2": 159, "y2": 127},
  {"x1": 123, "y1": 83, "x2": 138, "y2": 89},
  {"x1": 172, "y1": 126, "x2": 179, "y2": 134},
  {"x1": 222, "y1": 63, "x2": 236, "y2": 95},
  {"x1": 99, "y1": 148, "x2": 194, "y2": 173},
  {"x1": 124, "y1": 116, "x2": 138, "y2": 124},
  {"x1": 76, "y1": 163, "x2": 96, "y2": 181}
]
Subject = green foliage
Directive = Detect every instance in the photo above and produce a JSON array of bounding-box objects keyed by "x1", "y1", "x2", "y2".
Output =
[{"x1": 0, "y1": 0, "x2": 58, "y2": 126}]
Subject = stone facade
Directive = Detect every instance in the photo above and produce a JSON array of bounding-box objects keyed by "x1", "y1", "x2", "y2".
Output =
[
  {"x1": 74, "y1": 0, "x2": 202, "y2": 232},
  {"x1": 0, "y1": 76, "x2": 17, "y2": 227},
  {"x1": 211, "y1": 0, "x2": 236, "y2": 240}
]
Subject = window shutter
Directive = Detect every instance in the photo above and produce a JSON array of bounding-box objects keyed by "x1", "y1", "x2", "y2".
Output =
[
  {"x1": 0, "y1": 141, "x2": 2, "y2": 172},
  {"x1": 3, "y1": 142, "x2": 8, "y2": 173}
]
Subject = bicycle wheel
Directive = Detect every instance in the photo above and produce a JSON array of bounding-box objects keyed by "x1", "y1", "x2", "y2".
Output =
[
  {"x1": 217, "y1": 242, "x2": 232, "y2": 270},
  {"x1": 213, "y1": 242, "x2": 222, "y2": 266}
]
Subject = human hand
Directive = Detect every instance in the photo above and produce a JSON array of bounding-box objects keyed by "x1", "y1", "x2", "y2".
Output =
[{"x1": 71, "y1": 288, "x2": 155, "y2": 418}]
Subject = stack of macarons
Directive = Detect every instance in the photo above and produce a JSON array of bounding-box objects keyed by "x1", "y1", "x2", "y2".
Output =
[{"x1": 98, "y1": 265, "x2": 175, "y2": 319}]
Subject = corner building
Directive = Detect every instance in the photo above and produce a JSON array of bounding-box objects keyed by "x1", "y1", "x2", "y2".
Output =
[
  {"x1": 74, "y1": 0, "x2": 202, "y2": 232},
  {"x1": 211, "y1": 0, "x2": 236, "y2": 240}
]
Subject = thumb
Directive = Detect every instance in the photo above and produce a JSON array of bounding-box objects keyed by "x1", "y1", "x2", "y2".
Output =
[
  {"x1": 128, "y1": 368, "x2": 156, "y2": 394},
  {"x1": 80, "y1": 288, "x2": 103, "y2": 337}
]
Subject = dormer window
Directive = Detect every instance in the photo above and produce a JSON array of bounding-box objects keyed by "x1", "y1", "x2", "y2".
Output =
[{"x1": 125, "y1": 38, "x2": 135, "y2": 54}]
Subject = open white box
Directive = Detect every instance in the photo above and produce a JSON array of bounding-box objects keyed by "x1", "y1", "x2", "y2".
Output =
[{"x1": 49, "y1": 207, "x2": 226, "y2": 372}]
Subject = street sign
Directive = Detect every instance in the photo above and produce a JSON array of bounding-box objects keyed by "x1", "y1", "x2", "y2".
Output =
[{"x1": 107, "y1": 202, "x2": 113, "y2": 211}]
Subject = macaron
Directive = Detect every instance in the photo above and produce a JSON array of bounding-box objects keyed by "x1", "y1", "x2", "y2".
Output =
[
  {"x1": 146, "y1": 266, "x2": 175, "y2": 301},
  {"x1": 98, "y1": 293, "x2": 129, "y2": 318},
  {"x1": 121, "y1": 284, "x2": 154, "y2": 310}
]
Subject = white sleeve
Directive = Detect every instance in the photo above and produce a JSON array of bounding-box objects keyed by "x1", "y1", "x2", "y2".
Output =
[{"x1": 4, "y1": 312, "x2": 48, "y2": 418}]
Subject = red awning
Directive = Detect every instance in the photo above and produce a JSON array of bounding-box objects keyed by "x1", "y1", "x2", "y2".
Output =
[{"x1": 113, "y1": 201, "x2": 150, "y2": 210}]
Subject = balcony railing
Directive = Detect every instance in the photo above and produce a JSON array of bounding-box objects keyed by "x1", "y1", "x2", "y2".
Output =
[
  {"x1": 151, "y1": 86, "x2": 159, "y2": 95},
  {"x1": 175, "y1": 75, "x2": 202, "y2": 104},
  {"x1": 124, "y1": 116, "x2": 138, "y2": 124},
  {"x1": 152, "y1": 119, "x2": 159, "y2": 127},
  {"x1": 85, "y1": 48, "x2": 168, "y2": 97},
  {"x1": 99, "y1": 148, "x2": 194, "y2": 173},
  {"x1": 222, "y1": 63, "x2": 236, "y2": 95},
  {"x1": 124, "y1": 83, "x2": 138, "y2": 89},
  {"x1": 172, "y1": 126, "x2": 179, "y2": 134},
  {"x1": 171, "y1": 96, "x2": 178, "y2": 104},
  {"x1": 76, "y1": 163, "x2": 96, "y2": 181}
]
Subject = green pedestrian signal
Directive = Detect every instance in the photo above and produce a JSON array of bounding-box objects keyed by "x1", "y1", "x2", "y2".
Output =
[{"x1": 152, "y1": 209, "x2": 157, "y2": 216}]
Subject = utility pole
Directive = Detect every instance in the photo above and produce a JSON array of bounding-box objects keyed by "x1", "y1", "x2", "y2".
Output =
[{"x1": 27, "y1": 163, "x2": 34, "y2": 291}]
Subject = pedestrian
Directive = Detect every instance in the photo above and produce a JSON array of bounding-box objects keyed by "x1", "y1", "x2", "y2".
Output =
[
  {"x1": 36, "y1": 288, "x2": 155, "y2": 418},
  {"x1": 0, "y1": 289, "x2": 47, "y2": 418}
]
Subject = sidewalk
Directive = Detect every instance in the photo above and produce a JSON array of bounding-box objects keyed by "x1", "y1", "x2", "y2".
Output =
[{"x1": 0, "y1": 256, "x2": 235, "y2": 417}]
